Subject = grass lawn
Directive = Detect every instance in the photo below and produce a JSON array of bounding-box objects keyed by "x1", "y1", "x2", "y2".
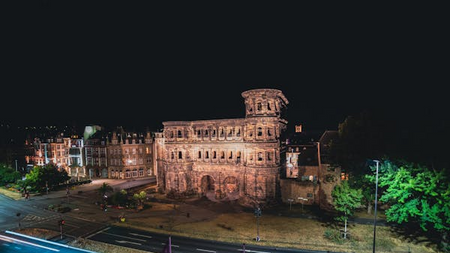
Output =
[{"x1": 115, "y1": 200, "x2": 442, "y2": 253}]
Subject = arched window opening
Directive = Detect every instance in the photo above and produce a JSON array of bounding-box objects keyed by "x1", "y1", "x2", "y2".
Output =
[
  {"x1": 257, "y1": 127, "x2": 263, "y2": 136},
  {"x1": 258, "y1": 152, "x2": 263, "y2": 161}
]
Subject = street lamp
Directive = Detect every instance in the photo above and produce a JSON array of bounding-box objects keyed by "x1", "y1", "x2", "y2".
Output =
[
  {"x1": 254, "y1": 206, "x2": 261, "y2": 241},
  {"x1": 372, "y1": 159, "x2": 380, "y2": 253}
]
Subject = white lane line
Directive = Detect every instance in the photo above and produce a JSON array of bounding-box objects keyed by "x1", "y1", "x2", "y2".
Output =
[
  {"x1": 196, "y1": 248, "x2": 216, "y2": 253},
  {"x1": 0, "y1": 235, "x2": 59, "y2": 252},
  {"x1": 129, "y1": 232, "x2": 152, "y2": 239},
  {"x1": 5, "y1": 230, "x2": 97, "y2": 253},
  {"x1": 115, "y1": 240, "x2": 142, "y2": 245},
  {"x1": 161, "y1": 242, "x2": 180, "y2": 247},
  {"x1": 102, "y1": 232, "x2": 146, "y2": 242},
  {"x1": 237, "y1": 250, "x2": 271, "y2": 253},
  {"x1": 85, "y1": 227, "x2": 110, "y2": 238}
]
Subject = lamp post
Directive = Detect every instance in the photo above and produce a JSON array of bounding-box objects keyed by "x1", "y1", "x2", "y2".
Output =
[
  {"x1": 254, "y1": 206, "x2": 261, "y2": 241},
  {"x1": 373, "y1": 160, "x2": 380, "y2": 253}
]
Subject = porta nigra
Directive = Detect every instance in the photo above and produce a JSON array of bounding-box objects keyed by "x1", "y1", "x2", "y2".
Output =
[{"x1": 156, "y1": 88, "x2": 289, "y2": 203}]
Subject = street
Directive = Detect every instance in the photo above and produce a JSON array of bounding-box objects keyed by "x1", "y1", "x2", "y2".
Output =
[{"x1": 87, "y1": 225, "x2": 342, "y2": 253}]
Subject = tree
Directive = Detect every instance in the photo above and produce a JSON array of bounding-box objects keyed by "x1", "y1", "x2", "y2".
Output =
[
  {"x1": 332, "y1": 180, "x2": 363, "y2": 239},
  {"x1": 24, "y1": 164, "x2": 70, "y2": 192},
  {"x1": 133, "y1": 190, "x2": 147, "y2": 210},
  {"x1": 329, "y1": 111, "x2": 399, "y2": 176},
  {"x1": 368, "y1": 160, "x2": 450, "y2": 249},
  {"x1": 0, "y1": 163, "x2": 21, "y2": 186},
  {"x1": 98, "y1": 182, "x2": 113, "y2": 198}
]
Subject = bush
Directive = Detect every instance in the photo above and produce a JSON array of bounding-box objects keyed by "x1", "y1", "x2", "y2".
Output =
[{"x1": 323, "y1": 229, "x2": 345, "y2": 244}]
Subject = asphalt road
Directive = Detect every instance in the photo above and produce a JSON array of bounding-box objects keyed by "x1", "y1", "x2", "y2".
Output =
[{"x1": 87, "y1": 225, "x2": 341, "y2": 253}]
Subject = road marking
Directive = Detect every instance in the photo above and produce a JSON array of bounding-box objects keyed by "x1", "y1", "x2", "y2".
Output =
[
  {"x1": 115, "y1": 240, "x2": 142, "y2": 245},
  {"x1": 196, "y1": 248, "x2": 216, "y2": 253},
  {"x1": 237, "y1": 250, "x2": 271, "y2": 253},
  {"x1": 86, "y1": 227, "x2": 110, "y2": 238},
  {"x1": 103, "y1": 232, "x2": 146, "y2": 242},
  {"x1": 129, "y1": 232, "x2": 152, "y2": 239},
  {"x1": 162, "y1": 242, "x2": 179, "y2": 247}
]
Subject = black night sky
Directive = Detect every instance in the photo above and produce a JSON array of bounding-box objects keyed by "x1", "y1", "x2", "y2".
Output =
[{"x1": 2, "y1": 2, "x2": 448, "y2": 144}]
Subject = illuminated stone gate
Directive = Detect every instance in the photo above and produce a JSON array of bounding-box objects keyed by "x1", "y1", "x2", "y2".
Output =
[{"x1": 157, "y1": 88, "x2": 289, "y2": 202}]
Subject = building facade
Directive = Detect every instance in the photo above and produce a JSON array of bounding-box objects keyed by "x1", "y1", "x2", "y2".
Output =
[
  {"x1": 157, "y1": 88, "x2": 289, "y2": 202},
  {"x1": 107, "y1": 129, "x2": 154, "y2": 179},
  {"x1": 84, "y1": 126, "x2": 108, "y2": 178}
]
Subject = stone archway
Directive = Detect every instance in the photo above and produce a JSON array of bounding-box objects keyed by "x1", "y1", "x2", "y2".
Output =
[
  {"x1": 200, "y1": 175, "x2": 215, "y2": 197},
  {"x1": 223, "y1": 176, "x2": 240, "y2": 200}
]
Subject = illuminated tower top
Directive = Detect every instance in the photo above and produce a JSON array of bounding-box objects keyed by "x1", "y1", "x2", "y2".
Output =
[{"x1": 241, "y1": 88, "x2": 289, "y2": 118}]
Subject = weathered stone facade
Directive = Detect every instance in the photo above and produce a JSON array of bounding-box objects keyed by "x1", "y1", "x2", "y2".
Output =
[{"x1": 157, "y1": 89, "x2": 289, "y2": 202}]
